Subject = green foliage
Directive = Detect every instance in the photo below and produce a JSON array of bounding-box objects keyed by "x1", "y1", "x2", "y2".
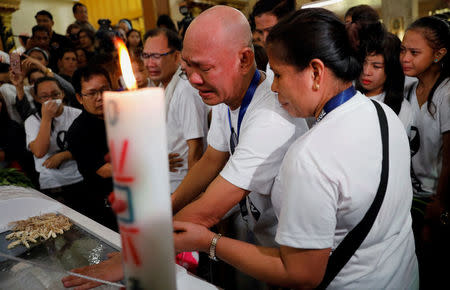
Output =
[{"x1": 0, "y1": 168, "x2": 34, "y2": 188}]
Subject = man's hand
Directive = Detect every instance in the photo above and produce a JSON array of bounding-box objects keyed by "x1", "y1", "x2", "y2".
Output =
[
  {"x1": 173, "y1": 221, "x2": 214, "y2": 253},
  {"x1": 61, "y1": 252, "x2": 124, "y2": 289},
  {"x1": 43, "y1": 152, "x2": 66, "y2": 168},
  {"x1": 168, "y1": 153, "x2": 183, "y2": 172}
]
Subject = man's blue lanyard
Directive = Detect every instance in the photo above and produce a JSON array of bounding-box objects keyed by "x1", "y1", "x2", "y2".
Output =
[
  {"x1": 227, "y1": 70, "x2": 261, "y2": 141},
  {"x1": 317, "y1": 86, "x2": 356, "y2": 122}
]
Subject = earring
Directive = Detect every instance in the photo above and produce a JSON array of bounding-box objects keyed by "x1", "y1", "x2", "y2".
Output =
[
  {"x1": 434, "y1": 58, "x2": 439, "y2": 63},
  {"x1": 313, "y1": 83, "x2": 319, "y2": 90}
]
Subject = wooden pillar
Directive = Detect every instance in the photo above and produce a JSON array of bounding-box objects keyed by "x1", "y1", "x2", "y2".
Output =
[
  {"x1": 142, "y1": 0, "x2": 157, "y2": 31},
  {"x1": 155, "y1": 0, "x2": 170, "y2": 16}
]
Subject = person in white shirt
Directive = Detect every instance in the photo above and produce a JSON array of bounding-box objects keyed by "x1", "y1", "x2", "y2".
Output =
[
  {"x1": 356, "y1": 27, "x2": 415, "y2": 136},
  {"x1": 173, "y1": 8, "x2": 418, "y2": 289},
  {"x1": 24, "y1": 76, "x2": 84, "y2": 209},
  {"x1": 400, "y1": 16, "x2": 450, "y2": 288},
  {"x1": 61, "y1": 6, "x2": 308, "y2": 289},
  {"x1": 140, "y1": 28, "x2": 208, "y2": 193}
]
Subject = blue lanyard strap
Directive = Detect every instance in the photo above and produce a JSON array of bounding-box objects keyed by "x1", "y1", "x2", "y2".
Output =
[
  {"x1": 228, "y1": 69, "x2": 261, "y2": 139},
  {"x1": 317, "y1": 86, "x2": 356, "y2": 122}
]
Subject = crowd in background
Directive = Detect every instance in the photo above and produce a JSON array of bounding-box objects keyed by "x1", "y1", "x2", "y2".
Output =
[{"x1": 0, "y1": 1, "x2": 449, "y2": 289}]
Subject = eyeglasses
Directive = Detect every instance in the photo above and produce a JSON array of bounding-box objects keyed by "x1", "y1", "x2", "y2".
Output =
[
  {"x1": 80, "y1": 87, "x2": 110, "y2": 99},
  {"x1": 141, "y1": 50, "x2": 175, "y2": 60},
  {"x1": 37, "y1": 91, "x2": 62, "y2": 101}
]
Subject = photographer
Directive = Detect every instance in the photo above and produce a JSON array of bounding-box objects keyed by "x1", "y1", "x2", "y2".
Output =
[{"x1": 177, "y1": 2, "x2": 193, "y2": 39}]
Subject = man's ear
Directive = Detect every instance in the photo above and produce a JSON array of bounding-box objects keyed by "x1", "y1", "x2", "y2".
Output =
[
  {"x1": 239, "y1": 47, "x2": 255, "y2": 73},
  {"x1": 76, "y1": 93, "x2": 83, "y2": 106}
]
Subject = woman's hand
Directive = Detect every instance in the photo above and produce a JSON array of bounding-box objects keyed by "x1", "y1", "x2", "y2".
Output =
[
  {"x1": 9, "y1": 69, "x2": 24, "y2": 88},
  {"x1": 169, "y1": 153, "x2": 183, "y2": 172},
  {"x1": 21, "y1": 54, "x2": 47, "y2": 74},
  {"x1": 43, "y1": 152, "x2": 65, "y2": 169},
  {"x1": 61, "y1": 252, "x2": 124, "y2": 289},
  {"x1": 41, "y1": 99, "x2": 60, "y2": 119},
  {"x1": 173, "y1": 221, "x2": 214, "y2": 253}
]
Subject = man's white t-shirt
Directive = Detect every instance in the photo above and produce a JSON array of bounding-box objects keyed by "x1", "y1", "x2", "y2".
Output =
[
  {"x1": 167, "y1": 78, "x2": 209, "y2": 193},
  {"x1": 368, "y1": 92, "x2": 415, "y2": 137},
  {"x1": 25, "y1": 106, "x2": 83, "y2": 189},
  {"x1": 207, "y1": 76, "x2": 309, "y2": 246},
  {"x1": 407, "y1": 78, "x2": 450, "y2": 197},
  {"x1": 272, "y1": 93, "x2": 418, "y2": 289}
]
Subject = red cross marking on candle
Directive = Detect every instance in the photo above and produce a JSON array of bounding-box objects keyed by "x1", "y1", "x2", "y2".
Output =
[
  {"x1": 110, "y1": 140, "x2": 135, "y2": 183},
  {"x1": 120, "y1": 225, "x2": 142, "y2": 266}
]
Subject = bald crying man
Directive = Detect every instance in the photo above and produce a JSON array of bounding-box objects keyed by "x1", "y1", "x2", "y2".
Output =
[{"x1": 62, "y1": 6, "x2": 308, "y2": 289}]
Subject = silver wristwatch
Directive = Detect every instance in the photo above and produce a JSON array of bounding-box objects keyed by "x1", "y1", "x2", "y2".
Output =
[{"x1": 208, "y1": 233, "x2": 222, "y2": 261}]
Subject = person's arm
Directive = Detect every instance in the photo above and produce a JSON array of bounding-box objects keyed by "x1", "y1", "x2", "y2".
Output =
[
  {"x1": 28, "y1": 102, "x2": 59, "y2": 158},
  {"x1": 171, "y1": 145, "x2": 229, "y2": 214},
  {"x1": 9, "y1": 70, "x2": 25, "y2": 101},
  {"x1": 42, "y1": 150, "x2": 73, "y2": 169},
  {"x1": 173, "y1": 221, "x2": 330, "y2": 288},
  {"x1": 96, "y1": 162, "x2": 113, "y2": 178},
  {"x1": 186, "y1": 137, "x2": 203, "y2": 169}
]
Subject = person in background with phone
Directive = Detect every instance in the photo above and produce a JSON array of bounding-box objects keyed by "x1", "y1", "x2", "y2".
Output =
[{"x1": 24, "y1": 76, "x2": 84, "y2": 211}]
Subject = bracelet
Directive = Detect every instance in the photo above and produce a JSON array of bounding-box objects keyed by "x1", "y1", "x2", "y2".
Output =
[{"x1": 208, "y1": 233, "x2": 222, "y2": 261}]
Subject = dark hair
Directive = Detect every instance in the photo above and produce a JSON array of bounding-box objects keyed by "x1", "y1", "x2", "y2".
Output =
[
  {"x1": 357, "y1": 31, "x2": 404, "y2": 115},
  {"x1": 66, "y1": 23, "x2": 81, "y2": 35},
  {"x1": 344, "y1": 5, "x2": 379, "y2": 23},
  {"x1": 254, "y1": 44, "x2": 268, "y2": 71},
  {"x1": 407, "y1": 16, "x2": 450, "y2": 116},
  {"x1": 25, "y1": 47, "x2": 49, "y2": 62},
  {"x1": 72, "y1": 3, "x2": 86, "y2": 14},
  {"x1": 35, "y1": 10, "x2": 53, "y2": 21},
  {"x1": 143, "y1": 28, "x2": 182, "y2": 51},
  {"x1": 57, "y1": 48, "x2": 76, "y2": 61},
  {"x1": 32, "y1": 25, "x2": 50, "y2": 36},
  {"x1": 0, "y1": 62, "x2": 9, "y2": 73},
  {"x1": 119, "y1": 18, "x2": 133, "y2": 30},
  {"x1": 26, "y1": 68, "x2": 44, "y2": 83},
  {"x1": 267, "y1": 8, "x2": 361, "y2": 82},
  {"x1": 157, "y1": 14, "x2": 177, "y2": 33},
  {"x1": 32, "y1": 77, "x2": 64, "y2": 129},
  {"x1": 252, "y1": 0, "x2": 295, "y2": 20},
  {"x1": 72, "y1": 65, "x2": 112, "y2": 95},
  {"x1": 33, "y1": 76, "x2": 63, "y2": 96},
  {"x1": 78, "y1": 28, "x2": 95, "y2": 43},
  {"x1": 126, "y1": 29, "x2": 143, "y2": 49}
]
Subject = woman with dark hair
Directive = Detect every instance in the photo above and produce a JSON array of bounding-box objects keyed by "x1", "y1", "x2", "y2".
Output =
[
  {"x1": 126, "y1": 29, "x2": 143, "y2": 59},
  {"x1": 157, "y1": 14, "x2": 177, "y2": 33},
  {"x1": 173, "y1": 8, "x2": 418, "y2": 289},
  {"x1": 24, "y1": 76, "x2": 84, "y2": 209},
  {"x1": 400, "y1": 16, "x2": 450, "y2": 288},
  {"x1": 357, "y1": 29, "x2": 414, "y2": 136},
  {"x1": 78, "y1": 28, "x2": 95, "y2": 53}
]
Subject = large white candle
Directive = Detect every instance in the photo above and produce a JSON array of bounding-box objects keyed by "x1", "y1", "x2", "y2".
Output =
[{"x1": 103, "y1": 88, "x2": 176, "y2": 290}]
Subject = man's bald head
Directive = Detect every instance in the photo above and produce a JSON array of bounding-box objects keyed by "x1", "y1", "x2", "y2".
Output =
[
  {"x1": 181, "y1": 6, "x2": 257, "y2": 109},
  {"x1": 185, "y1": 6, "x2": 252, "y2": 53}
]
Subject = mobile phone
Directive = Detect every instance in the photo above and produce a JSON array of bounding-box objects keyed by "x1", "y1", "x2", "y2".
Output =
[{"x1": 9, "y1": 52, "x2": 21, "y2": 74}]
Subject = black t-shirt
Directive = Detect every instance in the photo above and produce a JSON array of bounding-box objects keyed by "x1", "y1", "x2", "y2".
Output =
[{"x1": 67, "y1": 110, "x2": 112, "y2": 197}]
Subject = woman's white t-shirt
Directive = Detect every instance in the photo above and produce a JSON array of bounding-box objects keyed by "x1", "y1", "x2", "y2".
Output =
[
  {"x1": 25, "y1": 106, "x2": 83, "y2": 189},
  {"x1": 272, "y1": 93, "x2": 418, "y2": 289},
  {"x1": 406, "y1": 78, "x2": 450, "y2": 197}
]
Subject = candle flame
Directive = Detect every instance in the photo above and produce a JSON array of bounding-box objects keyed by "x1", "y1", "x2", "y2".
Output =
[{"x1": 114, "y1": 37, "x2": 137, "y2": 90}]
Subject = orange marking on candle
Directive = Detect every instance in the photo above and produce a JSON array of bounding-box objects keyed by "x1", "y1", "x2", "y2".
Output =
[
  {"x1": 127, "y1": 235, "x2": 141, "y2": 266},
  {"x1": 118, "y1": 140, "x2": 129, "y2": 174}
]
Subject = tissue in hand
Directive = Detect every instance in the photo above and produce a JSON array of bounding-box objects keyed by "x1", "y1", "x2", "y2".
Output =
[{"x1": 44, "y1": 99, "x2": 62, "y2": 106}]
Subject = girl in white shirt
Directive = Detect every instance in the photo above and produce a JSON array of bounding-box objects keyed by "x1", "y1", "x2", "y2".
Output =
[
  {"x1": 357, "y1": 28, "x2": 415, "y2": 136},
  {"x1": 400, "y1": 16, "x2": 450, "y2": 288}
]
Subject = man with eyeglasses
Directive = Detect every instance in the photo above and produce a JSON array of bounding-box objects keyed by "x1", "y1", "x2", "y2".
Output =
[
  {"x1": 66, "y1": 66, "x2": 117, "y2": 231},
  {"x1": 141, "y1": 27, "x2": 208, "y2": 193}
]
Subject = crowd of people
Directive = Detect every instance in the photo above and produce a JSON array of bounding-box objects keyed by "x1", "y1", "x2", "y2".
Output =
[{"x1": 0, "y1": 0, "x2": 449, "y2": 289}]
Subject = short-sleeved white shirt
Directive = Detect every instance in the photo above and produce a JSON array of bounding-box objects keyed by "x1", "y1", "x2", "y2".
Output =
[
  {"x1": 272, "y1": 93, "x2": 418, "y2": 289},
  {"x1": 25, "y1": 106, "x2": 83, "y2": 189},
  {"x1": 407, "y1": 78, "x2": 450, "y2": 197},
  {"x1": 207, "y1": 76, "x2": 309, "y2": 246},
  {"x1": 368, "y1": 92, "x2": 415, "y2": 137},
  {"x1": 167, "y1": 78, "x2": 209, "y2": 193}
]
